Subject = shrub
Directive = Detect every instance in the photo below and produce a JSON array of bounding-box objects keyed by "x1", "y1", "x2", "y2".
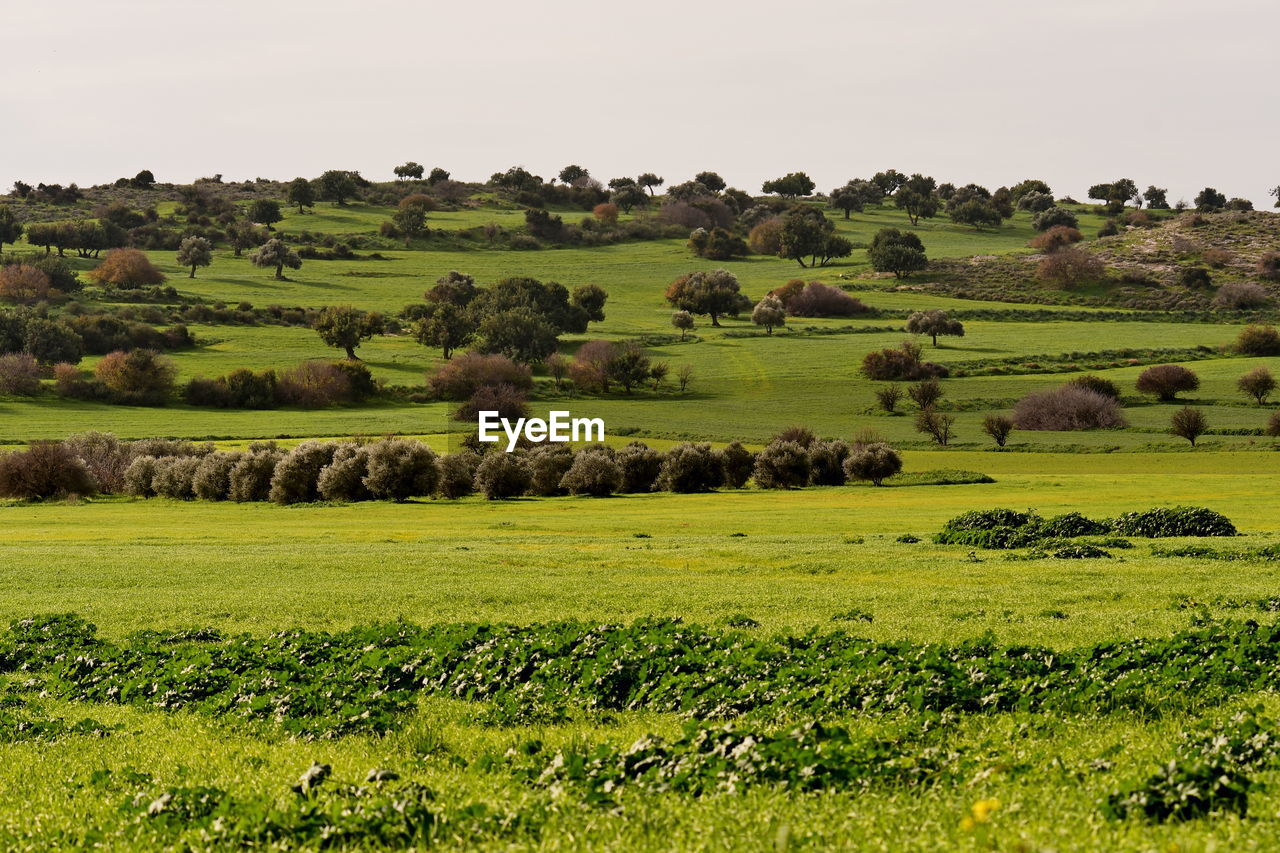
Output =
[
  {"x1": 862, "y1": 341, "x2": 948, "y2": 381},
  {"x1": 193, "y1": 452, "x2": 241, "y2": 500},
  {"x1": 0, "y1": 264, "x2": 52, "y2": 304},
  {"x1": 428, "y1": 352, "x2": 532, "y2": 400},
  {"x1": 718, "y1": 441, "x2": 755, "y2": 489},
  {"x1": 454, "y1": 383, "x2": 529, "y2": 422},
  {"x1": 875, "y1": 384, "x2": 903, "y2": 413},
  {"x1": 656, "y1": 443, "x2": 722, "y2": 492},
  {"x1": 785, "y1": 282, "x2": 872, "y2": 317},
  {"x1": 151, "y1": 456, "x2": 201, "y2": 499},
  {"x1": 436, "y1": 451, "x2": 479, "y2": 499},
  {"x1": 228, "y1": 448, "x2": 283, "y2": 502},
  {"x1": 86, "y1": 249, "x2": 165, "y2": 287},
  {"x1": 1031, "y1": 206, "x2": 1078, "y2": 231},
  {"x1": 808, "y1": 440, "x2": 850, "y2": 486},
  {"x1": 1179, "y1": 267, "x2": 1212, "y2": 289},
  {"x1": 1136, "y1": 365, "x2": 1200, "y2": 401},
  {"x1": 276, "y1": 361, "x2": 352, "y2": 408},
  {"x1": 269, "y1": 441, "x2": 339, "y2": 504},
  {"x1": 0, "y1": 353, "x2": 42, "y2": 395},
  {"x1": 1013, "y1": 386, "x2": 1126, "y2": 430},
  {"x1": 1037, "y1": 247, "x2": 1104, "y2": 287},
  {"x1": 1268, "y1": 412, "x2": 1280, "y2": 438},
  {"x1": 1234, "y1": 325, "x2": 1280, "y2": 356},
  {"x1": 1170, "y1": 407, "x2": 1209, "y2": 446},
  {"x1": 63, "y1": 431, "x2": 129, "y2": 493},
  {"x1": 526, "y1": 445, "x2": 576, "y2": 496},
  {"x1": 1201, "y1": 247, "x2": 1233, "y2": 268},
  {"x1": 592, "y1": 202, "x2": 619, "y2": 225},
  {"x1": 94, "y1": 349, "x2": 176, "y2": 405},
  {"x1": 1238, "y1": 367, "x2": 1277, "y2": 405},
  {"x1": 843, "y1": 442, "x2": 902, "y2": 486},
  {"x1": 122, "y1": 455, "x2": 158, "y2": 497},
  {"x1": 617, "y1": 442, "x2": 664, "y2": 493},
  {"x1": 1213, "y1": 282, "x2": 1270, "y2": 310},
  {"x1": 914, "y1": 408, "x2": 956, "y2": 445},
  {"x1": 0, "y1": 442, "x2": 96, "y2": 499},
  {"x1": 1065, "y1": 375, "x2": 1122, "y2": 400},
  {"x1": 362, "y1": 439, "x2": 439, "y2": 501},
  {"x1": 1028, "y1": 226, "x2": 1083, "y2": 254},
  {"x1": 1257, "y1": 252, "x2": 1280, "y2": 282},
  {"x1": 752, "y1": 441, "x2": 811, "y2": 489},
  {"x1": 981, "y1": 414, "x2": 1015, "y2": 447},
  {"x1": 474, "y1": 452, "x2": 531, "y2": 499},
  {"x1": 560, "y1": 448, "x2": 622, "y2": 496},
  {"x1": 317, "y1": 444, "x2": 371, "y2": 502},
  {"x1": 1111, "y1": 507, "x2": 1236, "y2": 538},
  {"x1": 568, "y1": 340, "x2": 618, "y2": 392},
  {"x1": 771, "y1": 425, "x2": 816, "y2": 448},
  {"x1": 907, "y1": 378, "x2": 943, "y2": 410},
  {"x1": 747, "y1": 218, "x2": 784, "y2": 255}
]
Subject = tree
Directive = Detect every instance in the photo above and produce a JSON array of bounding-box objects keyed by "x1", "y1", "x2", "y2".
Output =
[
  {"x1": 0, "y1": 205, "x2": 21, "y2": 251},
  {"x1": 610, "y1": 184, "x2": 647, "y2": 213},
  {"x1": 1194, "y1": 187, "x2": 1227, "y2": 211},
  {"x1": 132, "y1": 169, "x2": 156, "y2": 188},
  {"x1": 829, "y1": 180, "x2": 880, "y2": 218},
  {"x1": 1170, "y1": 407, "x2": 1208, "y2": 446},
  {"x1": 249, "y1": 238, "x2": 301, "y2": 280},
  {"x1": 777, "y1": 206, "x2": 850, "y2": 268},
  {"x1": 571, "y1": 283, "x2": 608, "y2": 322},
  {"x1": 694, "y1": 171, "x2": 726, "y2": 193},
  {"x1": 427, "y1": 167, "x2": 450, "y2": 185},
  {"x1": 637, "y1": 173, "x2": 664, "y2": 196},
  {"x1": 761, "y1": 172, "x2": 815, "y2": 197},
  {"x1": 671, "y1": 310, "x2": 694, "y2": 340},
  {"x1": 1237, "y1": 366, "x2": 1276, "y2": 405},
  {"x1": 907, "y1": 377, "x2": 943, "y2": 409},
  {"x1": 175, "y1": 236, "x2": 212, "y2": 278},
  {"x1": 982, "y1": 414, "x2": 1015, "y2": 447},
  {"x1": 906, "y1": 309, "x2": 964, "y2": 346},
  {"x1": 677, "y1": 364, "x2": 693, "y2": 391},
  {"x1": 24, "y1": 317, "x2": 83, "y2": 364},
  {"x1": 286, "y1": 177, "x2": 315, "y2": 213},
  {"x1": 948, "y1": 198, "x2": 1002, "y2": 229},
  {"x1": 1145, "y1": 185, "x2": 1170, "y2": 210},
  {"x1": 914, "y1": 408, "x2": 955, "y2": 445},
  {"x1": 843, "y1": 442, "x2": 902, "y2": 486},
  {"x1": 874, "y1": 384, "x2": 903, "y2": 413},
  {"x1": 317, "y1": 170, "x2": 359, "y2": 205},
  {"x1": 425, "y1": 269, "x2": 478, "y2": 307},
  {"x1": 687, "y1": 227, "x2": 748, "y2": 260},
  {"x1": 1089, "y1": 179, "x2": 1139, "y2": 212},
  {"x1": 607, "y1": 343, "x2": 651, "y2": 394},
  {"x1": 86, "y1": 249, "x2": 165, "y2": 287},
  {"x1": 558, "y1": 164, "x2": 589, "y2": 185},
  {"x1": 1032, "y1": 206, "x2": 1078, "y2": 231},
  {"x1": 664, "y1": 269, "x2": 744, "y2": 326},
  {"x1": 413, "y1": 302, "x2": 474, "y2": 359},
  {"x1": 1235, "y1": 324, "x2": 1280, "y2": 356},
  {"x1": 394, "y1": 162, "x2": 424, "y2": 180},
  {"x1": 95, "y1": 349, "x2": 177, "y2": 405},
  {"x1": 246, "y1": 199, "x2": 282, "y2": 228},
  {"x1": 871, "y1": 169, "x2": 907, "y2": 196},
  {"x1": 314, "y1": 305, "x2": 383, "y2": 360},
  {"x1": 1010, "y1": 179, "x2": 1051, "y2": 203},
  {"x1": 893, "y1": 174, "x2": 939, "y2": 225},
  {"x1": 1017, "y1": 191, "x2": 1055, "y2": 213},
  {"x1": 392, "y1": 196, "x2": 430, "y2": 241},
  {"x1": 751, "y1": 296, "x2": 786, "y2": 335},
  {"x1": 475, "y1": 308, "x2": 559, "y2": 364},
  {"x1": 227, "y1": 220, "x2": 266, "y2": 257},
  {"x1": 867, "y1": 228, "x2": 927, "y2": 279},
  {"x1": 1136, "y1": 364, "x2": 1199, "y2": 401}
]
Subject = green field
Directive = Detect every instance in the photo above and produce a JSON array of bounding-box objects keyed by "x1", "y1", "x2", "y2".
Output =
[{"x1": 5, "y1": 188, "x2": 1280, "y2": 849}]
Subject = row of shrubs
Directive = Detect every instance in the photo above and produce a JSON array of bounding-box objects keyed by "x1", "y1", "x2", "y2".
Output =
[
  {"x1": 0, "y1": 430, "x2": 913, "y2": 502},
  {"x1": 934, "y1": 506, "x2": 1237, "y2": 549}
]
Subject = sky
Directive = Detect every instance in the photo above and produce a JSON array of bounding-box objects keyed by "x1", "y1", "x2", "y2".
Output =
[{"x1": 2, "y1": 0, "x2": 1277, "y2": 206}]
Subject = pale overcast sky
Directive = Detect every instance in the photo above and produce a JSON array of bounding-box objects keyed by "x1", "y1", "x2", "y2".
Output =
[{"x1": 3, "y1": 0, "x2": 1276, "y2": 206}]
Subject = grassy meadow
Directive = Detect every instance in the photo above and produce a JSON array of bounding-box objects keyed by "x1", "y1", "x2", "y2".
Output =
[{"x1": 3, "y1": 189, "x2": 1280, "y2": 849}]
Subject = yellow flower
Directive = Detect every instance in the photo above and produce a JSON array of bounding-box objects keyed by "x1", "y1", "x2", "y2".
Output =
[
  {"x1": 971, "y1": 798, "x2": 1001, "y2": 823},
  {"x1": 959, "y1": 816, "x2": 976, "y2": 832}
]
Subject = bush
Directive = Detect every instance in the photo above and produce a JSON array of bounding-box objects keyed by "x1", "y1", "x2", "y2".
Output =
[
  {"x1": 1028, "y1": 226, "x2": 1082, "y2": 253},
  {"x1": 122, "y1": 455, "x2": 158, "y2": 497},
  {"x1": 1234, "y1": 325, "x2": 1280, "y2": 356},
  {"x1": 228, "y1": 448, "x2": 283, "y2": 502},
  {"x1": 1013, "y1": 386, "x2": 1126, "y2": 430},
  {"x1": 1238, "y1": 367, "x2": 1276, "y2": 405},
  {"x1": 747, "y1": 218, "x2": 784, "y2": 255},
  {"x1": 1268, "y1": 412, "x2": 1280, "y2": 438},
  {"x1": 0, "y1": 264, "x2": 52, "y2": 304},
  {"x1": 1213, "y1": 282, "x2": 1270, "y2": 310},
  {"x1": 86, "y1": 249, "x2": 165, "y2": 287},
  {"x1": 63, "y1": 431, "x2": 129, "y2": 493},
  {"x1": 771, "y1": 425, "x2": 816, "y2": 448},
  {"x1": 362, "y1": 439, "x2": 439, "y2": 501},
  {"x1": 316, "y1": 444, "x2": 371, "y2": 502},
  {"x1": 617, "y1": 442, "x2": 664, "y2": 493},
  {"x1": 436, "y1": 452, "x2": 479, "y2": 499},
  {"x1": 1179, "y1": 267, "x2": 1212, "y2": 289},
  {"x1": 1065, "y1": 374, "x2": 1122, "y2": 400},
  {"x1": 1136, "y1": 365, "x2": 1200, "y2": 401},
  {"x1": 861, "y1": 341, "x2": 948, "y2": 381},
  {"x1": 94, "y1": 349, "x2": 176, "y2": 405},
  {"x1": 526, "y1": 445, "x2": 575, "y2": 497},
  {"x1": 269, "y1": 441, "x2": 339, "y2": 504},
  {"x1": 907, "y1": 378, "x2": 943, "y2": 409},
  {"x1": 151, "y1": 456, "x2": 201, "y2": 499},
  {"x1": 914, "y1": 408, "x2": 956, "y2": 445},
  {"x1": 718, "y1": 441, "x2": 755, "y2": 489},
  {"x1": 875, "y1": 384, "x2": 903, "y2": 413},
  {"x1": 1257, "y1": 252, "x2": 1280, "y2": 282},
  {"x1": 1170, "y1": 407, "x2": 1209, "y2": 446},
  {"x1": 0, "y1": 353, "x2": 42, "y2": 395},
  {"x1": 276, "y1": 361, "x2": 353, "y2": 408},
  {"x1": 656, "y1": 443, "x2": 722, "y2": 492},
  {"x1": 808, "y1": 439, "x2": 850, "y2": 486},
  {"x1": 981, "y1": 414, "x2": 1015, "y2": 447},
  {"x1": 428, "y1": 352, "x2": 532, "y2": 400},
  {"x1": 1037, "y1": 247, "x2": 1104, "y2": 287},
  {"x1": 592, "y1": 202, "x2": 619, "y2": 225},
  {"x1": 1031, "y1": 206, "x2": 1078, "y2": 231},
  {"x1": 753, "y1": 441, "x2": 811, "y2": 489},
  {"x1": 1111, "y1": 507, "x2": 1236, "y2": 538},
  {"x1": 0, "y1": 442, "x2": 96, "y2": 499},
  {"x1": 193, "y1": 452, "x2": 241, "y2": 500},
  {"x1": 454, "y1": 383, "x2": 529, "y2": 423},
  {"x1": 560, "y1": 448, "x2": 622, "y2": 496},
  {"x1": 785, "y1": 282, "x2": 872, "y2": 317},
  {"x1": 568, "y1": 339, "x2": 618, "y2": 393},
  {"x1": 1201, "y1": 247, "x2": 1233, "y2": 268},
  {"x1": 474, "y1": 452, "x2": 531, "y2": 499},
  {"x1": 843, "y1": 442, "x2": 902, "y2": 486}
]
